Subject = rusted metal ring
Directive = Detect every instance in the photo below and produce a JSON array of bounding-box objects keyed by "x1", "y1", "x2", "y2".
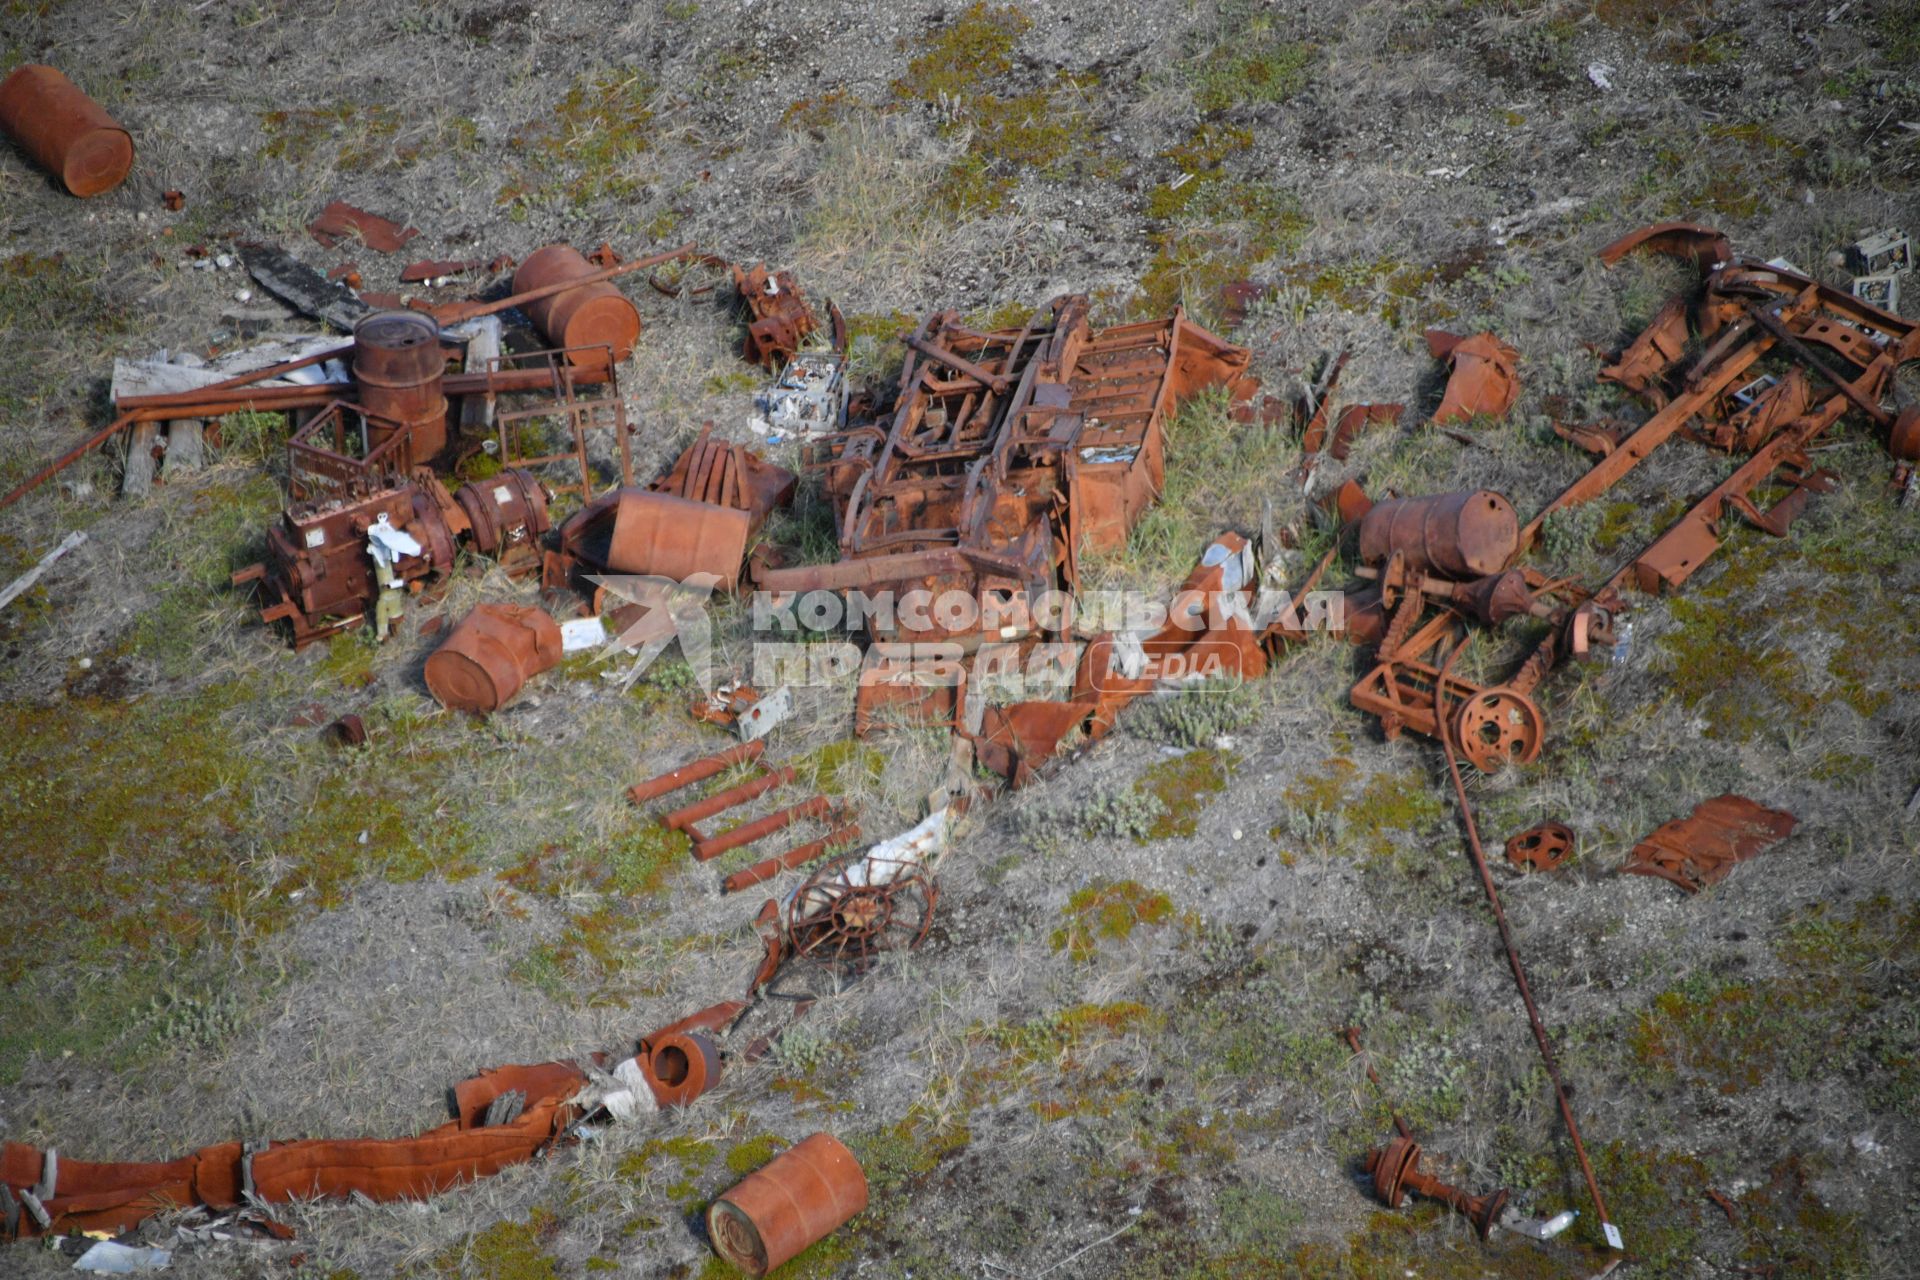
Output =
[
  {"x1": 1366, "y1": 1135, "x2": 1421, "y2": 1208},
  {"x1": 641, "y1": 1030, "x2": 721, "y2": 1107},
  {"x1": 1453, "y1": 687, "x2": 1544, "y2": 772},
  {"x1": 1504, "y1": 821, "x2": 1574, "y2": 871}
]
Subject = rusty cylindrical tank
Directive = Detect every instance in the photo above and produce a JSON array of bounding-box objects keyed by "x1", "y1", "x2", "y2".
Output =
[
  {"x1": 455, "y1": 468, "x2": 551, "y2": 556},
  {"x1": 707, "y1": 1133, "x2": 868, "y2": 1276},
  {"x1": 1358, "y1": 490, "x2": 1518, "y2": 580},
  {"x1": 0, "y1": 65, "x2": 133, "y2": 197},
  {"x1": 424, "y1": 603, "x2": 561, "y2": 714},
  {"x1": 513, "y1": 244, "x2": 642, "y2": 365},
  {"x1": 353, "y1": 311, "x2": 450, "y2": 465}
]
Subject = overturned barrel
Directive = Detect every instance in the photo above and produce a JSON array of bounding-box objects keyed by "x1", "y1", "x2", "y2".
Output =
[
  {"x1": 512, "y1": 244, "x2": 642, "y2": 366},
  {"x1": 424, "y1": 603, "x2": 561, "y2": 714},
  {"x1": 353, "y1": 311, "x2": 449, "y2": 465},
  {"x1": 0, "y1": 65, "x2": 134, "y2": 197},
  {"x1": 1358, "y1": 489, "x2": 1518, "y2": 580},
  {"x1": 707, "y1": 1133, "x2": 868, "y2": 1276}
]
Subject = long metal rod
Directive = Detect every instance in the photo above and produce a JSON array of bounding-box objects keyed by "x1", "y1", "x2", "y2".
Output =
[
  {"x1": 1341, "y1": 1027, "x2": 1412, "y2": 1139},
  {"x1": 1434, "y1": 643, "x2": 1617, "y2": 1249}
]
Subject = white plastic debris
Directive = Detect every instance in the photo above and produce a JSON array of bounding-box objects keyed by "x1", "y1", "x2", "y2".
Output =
[
  {"x1": 1588, "y1": 62, "x2": 1616, "y2": 91},
  {"x1": 1503, "y1": 1208, "x2": 1576, "y2": 1240},
  {"x1": 598, "y1": 1055, "x2": 658, "y2": 1123},
  {"x1": 560, "y1": 616, "x2": 608, "y2": 653},
  {"x1": 73, "y1": 1241, "x2": 172, "y2": 1273},
  {"x1": 214, "y1": 253, "x2": 234, "y2": 270},
  {"x1": 365, "y1": 514, "x2": 422, "y2": 567}
]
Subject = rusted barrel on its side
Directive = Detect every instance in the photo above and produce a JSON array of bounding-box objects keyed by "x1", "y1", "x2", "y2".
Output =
[
  {"x1": 353, "y1": 311, "x2": 449, "y2": 464},
  {"x1": 0, "y1": 65, "x2": 133, "y2": 197},
  {"x1": 707, "y1": 1133, "x2": 868, "y2": 1276},
  {"x1": 512, "y1": 244, "x2": 642, "y2": 365},
  {"x1": 1357, "y1": 489, "x2": 1518, "y2": 580},
  {"x1": 424, "y1": 603, "x2": 561, "y2": 714},
  {"x1": 455, "y1": 468, "x2": 550, "y2": 556}
]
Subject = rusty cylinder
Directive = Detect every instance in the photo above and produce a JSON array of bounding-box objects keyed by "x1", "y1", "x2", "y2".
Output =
[
  {"x1": 707, "y1": 1133, "x2": 868, "y2": 1276},
  {"x1": 0, "y1": 65, "x2": 133, "y2": 197},
  {"x1": 512, "y1": 244, "x2": 642, "y2": 365},
  {"x1": 423, "y1": 603, "x2": 561, "y2": 714},
  {"x1": 455, "y1": 468, "x2": 551, "y2": 556},
  {"x1": 1357, "y1": 489, "x2": 1518, "y2": 580},
  {"x1": 353, "y1": 311, "x2": 449, "y2": 464}
]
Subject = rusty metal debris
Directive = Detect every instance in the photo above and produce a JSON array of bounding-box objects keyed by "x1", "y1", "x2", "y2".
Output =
[
  {"x1": 708, "y1": 1133, "x2": 868, "y2": 1277},
  {"x1": 784, "y1": 814, "x2": 943, "y2": 967},
  {"x1": 550, "y1": 425, "x2": 796, "y2": 593},
  {"x1": 327, "y1": 714, "x2": 368, "y2": 748},
  {"x1": 1426, "y1": 329, "x2": 1520, "y2": 425},
  {"x1": 762, "y1": 295, "x2": 1254, "y2": 635},
  {"x1": 1358, "y1": 489, "x2": 1517, "y2": 579},
  {"x1": 400, "y1": 258, "x2": 482, "y2": 284},
  {"x1": 1505, "y1": 821, "x2": 1575, "y2": 872},
  {"x1": 1366, "y1": 1135, "x2": 1510, "y2": 1240},
  {"x1": 1621, "y1": 794, "x2": 1796, "y2": 894},
  {"x1": 424, "y1": 603, "x2": 562, "y2": 715},
  {"x1": 734, "y1": 262, "x2": 820, "y2": 369},
  {"x1": 161, "y1": 189, "x2": 184, "y2": 211},
  {"x1": 1597, "y1": 220, "x2": 1732, "y2": 270},
  {"x1": 0, "y1": 64, "x2": 133, "y2": 197},
  {"x1": 307, "y1": 201, "x2": 419, "y2": 254}
]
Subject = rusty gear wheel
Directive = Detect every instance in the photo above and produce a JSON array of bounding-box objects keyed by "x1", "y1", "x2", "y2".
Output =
[{"x1": 1452, "y1": 687, "x2": 1544, "y2": 772}]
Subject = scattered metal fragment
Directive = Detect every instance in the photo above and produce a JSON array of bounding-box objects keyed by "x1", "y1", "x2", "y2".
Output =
[
  {"x1": 1505, "y1": 821, "x2": 1574, "y2": 872},
  {"x1": 692, "y1": 681, "x2": 765, "y2": 731},
  {"x1": 733, "y1": 262, "x2": 819, "y2": 369},
  {"x1": 400, "y1": 258, "x2": 481, "y2": 284},
  {"x1": 0, "y1": 64, "x2": 132, "y2": 197},
  {"x1": 423, "y1": 603, "x2": 562, "y2": 714},
  {"x1": 307, "y1": 201, "x2": 419, "y2": 254},
  {"x1": 735, "y1": 684, "x2": 794, "y2": 742},
  {"x1": 1597, "y1": 220, "x2": 1732, "y2": 270},
  {"x1": 1324, "y1": 402, "x2": 1400, "y2": 460},
  {"x1": 1621, "y1": 794, "x2": 1796, "y2": 894},
  {"x1": 707, "y1": 1133, "x2": 868, "y2": 1277},
  {"x1": 1426, "y1": 330, "x2": 1520, "y2": 425},
  {"x1": 327, "y1": 714, "x2": 368, "y2": 748},
  {"x1": 1366, "y1": 1135, "x2": 1510, "y2": 1240}
]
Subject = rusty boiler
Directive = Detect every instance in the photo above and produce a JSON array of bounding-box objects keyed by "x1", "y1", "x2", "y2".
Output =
[
  {"x1": 423, "y1": 603, "x2": 562, "y2": 714},
  {"x1": 512, "y1": 244, "x2": 642, "y2": 366},
  {"x1": 353, "y1": 311, "x2": 450, "y2": 466}
]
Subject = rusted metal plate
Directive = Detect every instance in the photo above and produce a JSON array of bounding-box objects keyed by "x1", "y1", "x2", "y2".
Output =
[
  {"x1": 308, "y1": 200, "x2": 420, "y2": 253},
  {"x1": 1622, "y1": 794, "x2": 1796, "y2": 893},
  {"x1": 1426, "y1": 330, "x2": 1520, "y2": 425}
]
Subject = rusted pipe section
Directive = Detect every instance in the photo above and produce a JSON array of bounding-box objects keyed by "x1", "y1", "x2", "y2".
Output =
[
  {"x1": 693, "y1": 796, "x2": 831, "y2": 862},
  {"x1": 708, "y1": 1133, "x2": 868, "y2": 1276},
  {"x1": 1433, "y1": 645, "x2": 1618, "y2": 1250},
  {"x1": 1366, "y1": 1135, "x2": 1509, "y2": 1241},
  {"x1": 627, "y1": 740, "x2": 765, "y2": 805},
  {"x1": 639, "y1": 1031, "x2": 721, "y2": 1108},
  {"x1": 1358, "y1": 490, "x2": 1518, "y2": 580},
  {"x1": 0, "y1": 65, "x2": 133, "y2": 197},
  {"x1": 663, "y1": 766, "x2": 797, "y2": 832},
  {"x1": 723, "y1": 825, "x2": 862, "y2": 895}
]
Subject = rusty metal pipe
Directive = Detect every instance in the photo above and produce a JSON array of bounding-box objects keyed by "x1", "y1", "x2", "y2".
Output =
[
  {"x1": 722, "y1": 825, "x2": 862, "y2": 895},
  {"x1": 693, "y1": 796, "x2": 831, "y2": 862},
  {"x1": 1433, "y1": 644, "x2": 1616, "y2": 1248},
  {"x1": 906, "y1": 334, "x2": 1009, "y2": 395},
  {"x1": 0, "y1": 65, "x2": 133, "y2": 197},
  {"x1": 664, "y1": 766, "x2": 796, "y2": 832},
  {"x1": 627, "y1": 740, "x2": 765, "y2": 805}
]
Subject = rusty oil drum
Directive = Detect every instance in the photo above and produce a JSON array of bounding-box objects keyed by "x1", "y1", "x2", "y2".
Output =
[
  {"x1": 0, "y1": 65, "x2": 133, "y2": 197},
  {"x1": 1357, "y1": 489, "x2": 1518, "y2": 580},
  {"x1": 707, "y1": 1133, "x2": 868, "y2": 1276},
  {"x1": 423, "y1": 603, "x2": 561, "y2": 714},
  {"x1": 353, "y1": 311, "x2": 449, "y2": 465},
  {"x1": 512, "y1": 244, "x2": 642, "y2": 365}
]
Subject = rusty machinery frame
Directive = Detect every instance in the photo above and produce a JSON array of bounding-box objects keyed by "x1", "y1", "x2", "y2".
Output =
[{"x1": 1349, "y1": 239, "x2": 1920, "y2": 770}]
